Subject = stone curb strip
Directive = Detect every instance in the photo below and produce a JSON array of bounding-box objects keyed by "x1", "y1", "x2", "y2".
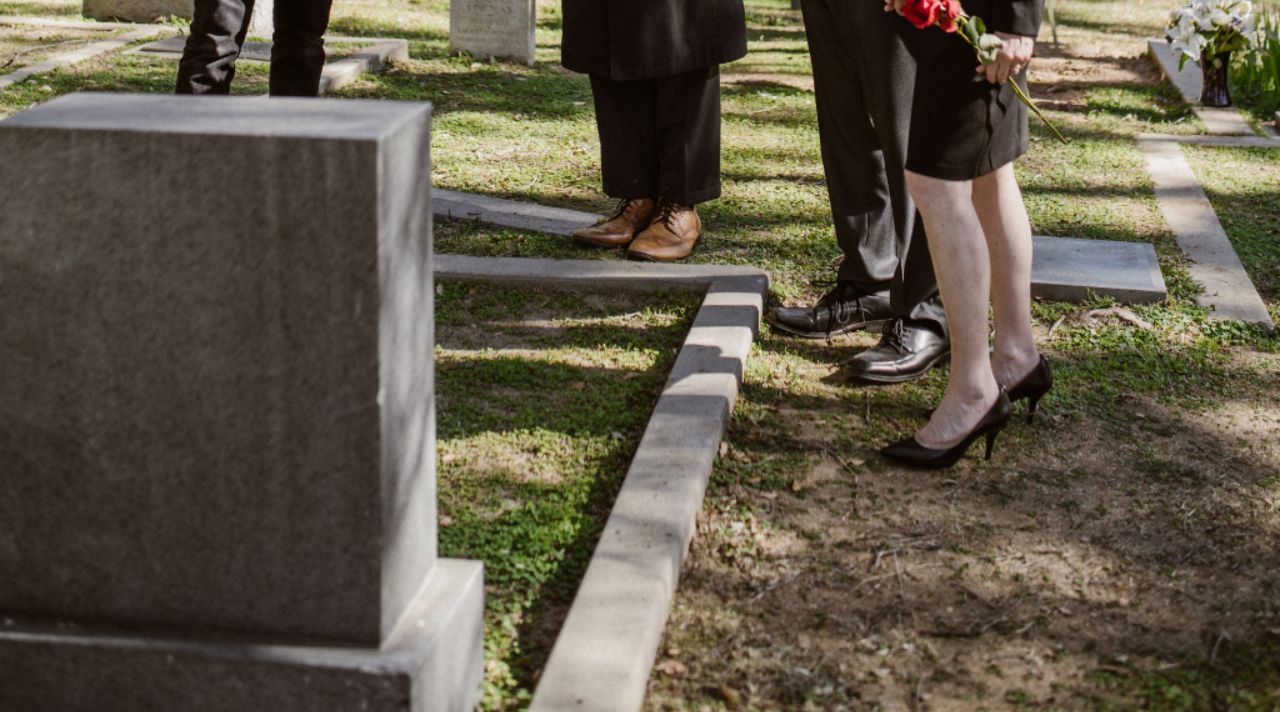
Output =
[
  {"x1": 0, "y1": 21, "x2": 170, "y2": 92},
  {"x1": 434, "y1": 190, "x2": 1168, "y2": 304},
  {"x1": 1138, "y1": 134, "x2": 1276, "y2": 330},
  {"x1": 318, "y1": 39, "x2": 409, "y2": 94},
  {"x1": 436, "y1": 255, "x2": 768, "y2": 712}
]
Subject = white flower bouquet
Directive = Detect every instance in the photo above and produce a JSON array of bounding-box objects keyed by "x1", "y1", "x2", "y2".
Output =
[{"x1": 1166, "y1": 0, "x2": 1257, "y2": 70}]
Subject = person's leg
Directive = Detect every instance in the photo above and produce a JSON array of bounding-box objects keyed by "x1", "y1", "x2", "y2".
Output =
[
  {"x1": 800, "y1": 0, "x2": 897, "y2": 293},
  {"x1": 767, "y1": 0, "x2": 901, "y2": 337},
  {"x1": 570, "y1": 76, "x2": 661, "y2": 248},
  {"x1": 591, "y1": 76, "x2": 660, "y2": 200},
  {"x1": 906, "y1": 171, "x2": 1000, "y2": 449},
  {"x1": 176, "y1": 0, "x2": 254, "y2": 94},
  {"x1": 654, "y1": 64, "x2": 721, "y2": 206},
  {"x1": 816, "y1": 0, "x2": 949, "y2": 379},
  {"x1": 626, "y1": 66, "x2": 717, "y2": 262},
  {"x1": 269, "y1": 0, "x2": 333, "y2": 97},
  {"x1": 971, "y1": 164, "x2": 1040, "y2": 388}
]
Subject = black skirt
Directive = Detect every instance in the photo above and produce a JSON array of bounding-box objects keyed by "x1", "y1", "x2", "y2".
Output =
[{"x1": 905, "y1": 20, "x2": 1031, "y2": 181}]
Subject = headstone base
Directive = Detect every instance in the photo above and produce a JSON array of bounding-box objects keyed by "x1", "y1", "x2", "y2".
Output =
[{"x1": 0, "y1": 560, "x2": 484, "y2": 712}]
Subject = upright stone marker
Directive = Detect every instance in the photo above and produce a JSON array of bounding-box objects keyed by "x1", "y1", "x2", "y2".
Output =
[
  {"x1": 0, "y1": 93, "x2": 482, "y2": 711},
  {"x1": 449, "y1": 0, "x2": 536, "y2": 66},
  {"x1": 84, "y1": 0, "x2": 272, "y2": 36}
]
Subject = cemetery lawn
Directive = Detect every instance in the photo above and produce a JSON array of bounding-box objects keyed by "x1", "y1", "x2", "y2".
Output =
[
  {"x1": 1, "y1": 0, "x2": 1277, "y2": 707},
  {"x1": 435, "y1": 283, "x2": 700, "y2": 706}
]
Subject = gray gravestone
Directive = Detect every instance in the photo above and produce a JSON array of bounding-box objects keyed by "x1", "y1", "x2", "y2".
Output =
[
  {"x1": 84, "y1": 0, "x2": 272, "y2": 36},
  {"x1": 1030, "y1": 235, "x2": 1167, "y2": 304},
  {"x1": 0, "y1": 93, "x2": 482, "y2": 711},
  {"x1": 449, "y1": 0, "x2": 535, "y2": 66}
]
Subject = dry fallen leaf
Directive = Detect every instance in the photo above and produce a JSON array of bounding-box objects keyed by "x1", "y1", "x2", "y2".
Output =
[
  {"x1": 717, "y1": 683, "x2": 744, "y2": 711},
  {"x1": 655, "y1": 658, "x2": 687, "y2": 676}
]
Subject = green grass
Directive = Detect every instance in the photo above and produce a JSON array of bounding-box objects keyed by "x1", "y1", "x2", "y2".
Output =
[
  {"x1": 435, "y1": 283, "x2": 698, "y2": 707},
  {"x1": 1093, "y1": 642, "x2": 1280, "y2": 710},
  {"x1": 0, "y1": 0, "x2": 1277, "y2": 707}
]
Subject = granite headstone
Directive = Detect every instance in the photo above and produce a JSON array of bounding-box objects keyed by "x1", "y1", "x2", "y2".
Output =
[
  {"x1": 0, "y1": 93, "x2": 482, "y2": 711},
  {"x1": 449, "y1": 0, "x2": 536, "y2": 66}
]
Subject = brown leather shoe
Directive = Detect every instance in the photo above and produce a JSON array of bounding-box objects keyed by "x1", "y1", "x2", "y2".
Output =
[
  {"x1": 571, "y1": 197, "x2": 657, "y2": 248},
  {"x1": 626, "y1": 201, "x2": 701, "y2": 262}
]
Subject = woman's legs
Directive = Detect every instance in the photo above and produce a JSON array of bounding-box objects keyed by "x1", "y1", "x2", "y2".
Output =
[
  {"x1": 905, "y1": 170, "x2": 1000, "y2": 449},
  {"x1": 971, "y1": 163, "x2": 1040, "y2": 388}
]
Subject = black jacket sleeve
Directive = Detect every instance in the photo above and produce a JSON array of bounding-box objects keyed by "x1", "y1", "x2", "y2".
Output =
[{"x1": 990, "y1": 0, "x2": 1043, "y2": 37}]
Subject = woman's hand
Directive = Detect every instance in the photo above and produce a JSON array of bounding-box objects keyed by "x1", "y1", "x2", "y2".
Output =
[{"x1": 978, "y1": 32, "x2": 1034, "y2": 84}]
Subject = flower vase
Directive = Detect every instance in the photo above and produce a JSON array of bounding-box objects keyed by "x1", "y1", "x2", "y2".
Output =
[{"x1": 1199, "y1": 50, "x2": 1232, "y2": 107}]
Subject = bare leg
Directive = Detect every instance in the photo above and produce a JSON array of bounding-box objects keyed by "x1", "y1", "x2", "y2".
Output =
[
  {"x1": 971, "y1": 164, "x2": 1040, "y2": 388},
  {"x1": 905, "y1": 171, "x2": 999, "y2": 449}
]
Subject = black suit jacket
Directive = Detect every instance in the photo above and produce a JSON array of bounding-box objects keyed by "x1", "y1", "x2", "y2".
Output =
[{"x1": 562, "y1": 0, "x2": 748, "y2": 81}]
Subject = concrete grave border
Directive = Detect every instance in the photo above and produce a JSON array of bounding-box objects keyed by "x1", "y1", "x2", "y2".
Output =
[
  {"x1": 1137, "y1": 133, "x2": 1276, "y2": 330},
  {"x1": 435, "y1": 254, "x2": 768, "y2": 712},
  {"x1": 0, "y1": 17, "x2": 170, "y2": 92}
]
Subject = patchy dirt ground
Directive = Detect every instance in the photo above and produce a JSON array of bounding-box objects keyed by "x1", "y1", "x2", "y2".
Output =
[
  {"x1": 646, "y1": 4, "x2": 1280, "y2": 710},
  {"x1": 645, "y1": 330, "x2": 1280, "y2": 710}
]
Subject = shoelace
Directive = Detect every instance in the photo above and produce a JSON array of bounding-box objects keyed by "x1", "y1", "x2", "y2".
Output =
[
  {"x1": 814, "y1": 283, "x2": 864, "y2": 334},
  {"x1": 884, "y1": 318, "x2": 911, "y2": 354},
  {"x1": 654, "y1": 199, "x2": 687, "y2": 230},
  {"x1": 608, "y1": 198, "x2": 640, "y2": 222}
]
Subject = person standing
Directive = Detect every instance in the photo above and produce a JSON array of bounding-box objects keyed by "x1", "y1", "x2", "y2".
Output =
[
  {"x1": 562, "y1": 0, "x2": 747, "y2": 262},
  {"x1": 176, "y1": 0, "x2": 334, "y2": 97},
  {"x1": 767, "y1": 0, "x2": 950, "y2": 383},
  {"x1": 880, "y1": 0, "x2": 1050, "y2": 468}
]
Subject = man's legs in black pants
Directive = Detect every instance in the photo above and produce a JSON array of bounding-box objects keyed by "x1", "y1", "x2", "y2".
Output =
[
  {"x1": 176, "y1": 0, "x2": 254, "y2": 94},
  {"x1": 590, "y1": 66, "x2": 721, "y2": 206},
  {"x1": 176, "y1": 0, "x2": 332, "y2": 97},
  {"x1": 771, "y1": 0, "x2": 949, "y2": 382},
  {"x1": 577, "y1": 67, "x2": 719, "y2": 261},
  {"x1": 270, "y1": 0, "x2": 333, "y2": 97}
]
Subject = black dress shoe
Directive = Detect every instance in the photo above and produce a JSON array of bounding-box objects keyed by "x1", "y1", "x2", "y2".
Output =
[
  {"x1": 881, "y1": 390, "x2": 1013, "y2": 469},
  {"x1": 1007, "y1": 355, "x2": 1053, "y2": 424},
  {"x1": 845, "y1": 318, "x2": 950, "y2": 384},
  {"x1": 768, "y1": 283, "x2": 892, "y2": 339}
]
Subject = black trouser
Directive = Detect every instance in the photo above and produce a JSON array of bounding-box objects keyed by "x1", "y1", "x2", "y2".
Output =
[
  {"x1": 176, "y1": 0, "x2": 333, "y2": 97},
  {"x1": 801, "y1": 0, "x2": 947, "y2": 334},
  {"x1": 589, "y1": 65, "x2": 722, "y2": 206}
]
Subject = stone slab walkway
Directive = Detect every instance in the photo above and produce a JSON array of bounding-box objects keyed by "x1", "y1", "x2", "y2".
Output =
[
  {"x1": 1138, "y1": 135, "x2": 1276, "y2": 330},
  {"x1": 434, "y1": 190, "x2": 1168, "y2": 304},
  {"x1": 437, "y1": 254, "x2": 769, "y2": 712}
]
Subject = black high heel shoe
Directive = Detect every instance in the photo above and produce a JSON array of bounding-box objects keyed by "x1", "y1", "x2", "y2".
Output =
[
  {"x1": 1007, "y1": 355, "x2": 1053, "y2": 424},
  {"x1": 882, "y1": 389, "x2": 1013, "y2": 469}
]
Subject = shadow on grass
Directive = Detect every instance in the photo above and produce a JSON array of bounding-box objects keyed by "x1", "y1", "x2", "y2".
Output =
[
  {"x1": 435, "y1": 288, "x2": 694, "y2": 703},
  {"x1": 333, "y1": 63, "x2": 593, "y2": 120}
]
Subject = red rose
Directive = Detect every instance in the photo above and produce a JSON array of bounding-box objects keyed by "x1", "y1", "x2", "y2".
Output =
[
  {"x1": 900, "y1": 0, "x2": 942, "y2": 29},
  {"x1": 937, "y1": 0, "x2": 962, "y2": 32}
]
